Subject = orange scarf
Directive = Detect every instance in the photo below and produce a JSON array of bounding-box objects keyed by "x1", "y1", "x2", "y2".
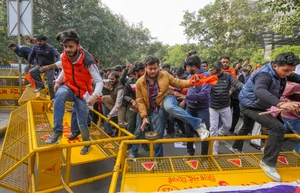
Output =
[
  {"x1": 189, "y1": 74, "x2": 218, "y2": 86},
  {"x1": 223, "y1": 68, "x2": 237, "y2": 79}
]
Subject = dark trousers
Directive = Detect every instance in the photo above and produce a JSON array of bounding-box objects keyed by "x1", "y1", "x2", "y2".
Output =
[
  {"x1": 230, "y1": 98, "x2": 240, "y2": 132},
  {"x1": 30, "y1": 66, "x2": 55, "y2": 99},
  {"x1": 232, "y1": 104, "x2": 285, "y2": 167},
  {"x1": 126, "y1": 104, "x2": 137, "y2": 135},
  {"x1": 186, "y1": 107, "x2": 210, "y2": 155}
]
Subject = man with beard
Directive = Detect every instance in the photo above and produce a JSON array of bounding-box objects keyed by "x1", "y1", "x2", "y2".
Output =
[
  {"x1": 133, "y1": 55, "x2": 209, "y2": 157},
  {"x1": 27, "y1": 35, "x2": 60, "y2": 99},
  {"x1": 46, "y1": 30, "x2": 103, "y2": 155}
]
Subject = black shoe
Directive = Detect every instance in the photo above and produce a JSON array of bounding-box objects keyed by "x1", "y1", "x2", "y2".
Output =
[
  {"x1": 33, "y1": 87, "x2": 45, "y2": 93},
  {"x1": 142, "y1": 144, "x2": 150, "y2": 151},
  {"x1": 80, "y1": 146, "x2": 91, "y2": 155},
  {"x1": 68, "y1": 132, "x2": 80, "y2": 140},
  {"x1": 250, "y1": 142, "x2": 262, "y2": 150}
]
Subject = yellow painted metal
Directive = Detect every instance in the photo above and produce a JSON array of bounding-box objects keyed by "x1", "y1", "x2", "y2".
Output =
[
  {"x1": 18, "y1": 87, "x2": 50, "y2": 105},
  {"x1": 36, "y1": 150, "x2": 62, "y2": 191},
  {"x1": 0, "y1": 103, "x2": 30, "y2": 193},
  {"x1": 110, "y1": 135, "x2": 300, "y2": 193},
  {"x1": 0, "y1": 86, "x2": 25, "y2": 99}
]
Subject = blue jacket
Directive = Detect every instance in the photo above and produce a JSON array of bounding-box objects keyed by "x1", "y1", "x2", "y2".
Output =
[
  {"x1": 186, "y1": 68, "x2": 211, "y2": 109},
  {"x1": 14, "y1": 46, "x2": 32, "y2": 60},
  {"x1": 239, "y1": 62, "x2": 286, "y2": 110},
  {"x1": 27, "y1": 43, "x2": 60, "y2": 66}
]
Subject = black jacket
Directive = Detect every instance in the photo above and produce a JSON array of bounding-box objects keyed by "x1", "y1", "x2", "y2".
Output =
[{"x1": 210, "y1": 72, "x2": 244, "y2": 109}]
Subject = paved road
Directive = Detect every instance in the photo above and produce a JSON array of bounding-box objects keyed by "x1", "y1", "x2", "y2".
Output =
[{"x1": 0, "y1": 111, "x2": 299, "y2": 193}]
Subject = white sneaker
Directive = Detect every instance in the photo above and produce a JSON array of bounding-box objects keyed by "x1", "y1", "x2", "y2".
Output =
[
  {"x1": 195, "y1": 123, "x2": 209, "y2": 141},
  {"x1": 259, "y1": 160, "x2": 282, "y2": 182}
]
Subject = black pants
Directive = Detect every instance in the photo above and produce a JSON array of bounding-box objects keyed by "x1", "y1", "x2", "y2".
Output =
[
  {"x1": 230, "y1": 98, "x2": 240, "y2": 132},
  {"x1": 232, "y1": 104, "x2": 285, "y2": 167}
]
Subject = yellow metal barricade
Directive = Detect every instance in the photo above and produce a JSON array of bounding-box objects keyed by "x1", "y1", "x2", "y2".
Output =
[
  {"x1": 109, "y1": 135, "x2": 300, "y2": 193},
  {"x1": 0, "y1": 68, "x2": 27, "y2": 110},
  {"x1": 0, "y1": 100, "x2": 135, "y2": 193}
]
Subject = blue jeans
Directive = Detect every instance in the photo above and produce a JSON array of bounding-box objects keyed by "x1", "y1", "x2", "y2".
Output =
[
  {"x1": 186, "y1": 107, "x2": 210, "y2": 155},
  {"x1": 282, "y1": 117, "x2": 300, "y2": 154},
  {"x1": 101, "y1": 103, "x2": 113, "y2": 134},
  {"x1": 131, "y1": 108, "x2": 166, "y2": 157},
  {"x1": 30, "y1": 66, "x2": 55, "y2": 99},
  {"x1": 162, "y1": 95, "x2": 201, "y2": 129},
  {"x1": 71, "y1": 103, "x2": 91, "y2": 133},
  {"x1": 53, "y1": 85, "x2": 90, "y2": 142}
]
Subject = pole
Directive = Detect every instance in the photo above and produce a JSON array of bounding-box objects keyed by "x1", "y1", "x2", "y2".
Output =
[{"x1": 17, "y1": 0, "x2": 23, "y2": 96}]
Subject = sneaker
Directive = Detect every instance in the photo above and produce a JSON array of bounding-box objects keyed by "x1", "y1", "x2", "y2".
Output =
[
  {"x1": 26, "y1": 83, "x2": 32, "y2": 87},
  {"x1": 195, "y1": 123, "x2": 209, "y2": 141},
  {"x1": 45, "y1": 131, "x2": 62, "y2": 144},
  {"x1": 229, "y1": 147, "x2": 243, "y2": 154},
  {"x1": 80, "y1": 146, "x2": 91, "y2": 155},
  {"x1": 33, "y1": 87, "x2": 45, "y2": 93},
  {"x1": 259, "y1": 160, "x2": 282, "y2": 182},
  {"x1": 118, "y1": 122, "x2": 129, "y2": 128},
  {"x1": 68, "y1": 132, "x2": 80, "y2": 140},
  {"x1": 142, "y1": 144, "x2": 150, "y2": 151}
]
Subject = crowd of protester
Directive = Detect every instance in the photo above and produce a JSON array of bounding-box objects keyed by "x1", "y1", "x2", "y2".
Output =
[{"x1": 8, "y1": 29, "x2": 300, "y2": 182}]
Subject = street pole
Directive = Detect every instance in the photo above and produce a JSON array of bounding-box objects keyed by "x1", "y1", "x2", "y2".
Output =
[{"x1": 17, "y1": 0, "x2": 23, "y2": 96}]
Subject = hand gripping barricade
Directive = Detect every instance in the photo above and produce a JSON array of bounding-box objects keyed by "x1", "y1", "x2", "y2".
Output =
[{"x1": 0, "y1": 101, "x2": 135, "y2": 193}]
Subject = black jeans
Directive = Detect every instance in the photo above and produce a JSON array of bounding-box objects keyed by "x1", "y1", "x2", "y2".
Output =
[
  {"x1": 232, "y1": 104, "x2": 285, "y2": 167},
  {"x1": 230, "y1": 98, "x2": 240, "y2": 132},
  {"x1": 186, "y1": 107, "x2": 210, "y2": 155}
]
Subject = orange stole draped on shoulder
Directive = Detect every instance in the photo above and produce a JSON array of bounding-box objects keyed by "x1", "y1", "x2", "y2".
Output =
[
  {"x1": 189, "y1": 74, "x2": 218, "y2": 86},
  {"x1": 223, "y1": 68, "x2": 237, "y2": 79}
]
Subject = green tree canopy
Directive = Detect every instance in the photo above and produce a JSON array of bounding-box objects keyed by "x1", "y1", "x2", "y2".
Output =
[{"x1": 181, "y1": 0, "x2": 274, "y2": 63}]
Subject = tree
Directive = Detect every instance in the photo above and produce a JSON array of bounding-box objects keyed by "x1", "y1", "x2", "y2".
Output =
[
  {"x1": 271, "y1": 46, "x2": 300, "y2": 60},
  {"x1": 263, "y1": 0, "x2": 300, "y2": 36},
  {"x1": 181, "y1": 0, "x2": 274, "y2": 63}
]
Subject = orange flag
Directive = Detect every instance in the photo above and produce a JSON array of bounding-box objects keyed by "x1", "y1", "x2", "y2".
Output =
[
  {"x1": 25, "y1": 73, "x2": 36, "y2": 87},
  {"x1": 189, "y1": 74, "x2": 218, "y2": 86}
]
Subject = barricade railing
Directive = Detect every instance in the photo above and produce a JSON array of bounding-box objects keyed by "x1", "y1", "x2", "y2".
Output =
[{"x1": 108, "y1": 134, "x2": 300, "y2": 193}]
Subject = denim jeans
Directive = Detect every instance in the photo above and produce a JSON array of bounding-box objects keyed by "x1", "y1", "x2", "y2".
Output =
[
  {"x1": 186, "y1": 107, "x2": 210, "y2": 155},
  {"x1": 162, "y1": 95, "x2": 201, "y2": 129},
  {"x1": 282, "y1": 117, "x2": 300, "y2": 154},
  {"x1": 101, "y1": 103, "x2": 113, "y2": 134},
  {"x1": 30, "y1": 66, "x2": 55, "y2": 99},
  {"x1": 53, "y1": 85, "x2": 90, "y2": 142},
  {"x1": 232, "y1": 104, "x2": 285, "y2": 167},
  {"x1": 131, "y1": 108, "x2": 167, "y2": 157}
]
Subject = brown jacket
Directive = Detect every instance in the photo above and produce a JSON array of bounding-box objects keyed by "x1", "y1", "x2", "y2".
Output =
[{"x1": 136, "y1": 71, "x2": 191, "y2": 118}]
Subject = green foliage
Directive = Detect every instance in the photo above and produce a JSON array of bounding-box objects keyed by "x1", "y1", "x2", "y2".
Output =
[
  {"x1": 250, "y1": 49, "x2": 266, "y2": 65},
  {"x1": 263, "y1": 0, "x2": 300, "y2": 36},
  {"x1": 271, "y1": 46, "x2": 300, "y2": 60},
  {"x1": 181, "y1": 0, "x2": 274, "y2": 63}
]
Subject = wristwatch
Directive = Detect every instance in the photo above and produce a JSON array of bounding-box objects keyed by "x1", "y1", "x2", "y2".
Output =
[{"x1": 93, "y1": 94, "x2": 98, "y2": 99}]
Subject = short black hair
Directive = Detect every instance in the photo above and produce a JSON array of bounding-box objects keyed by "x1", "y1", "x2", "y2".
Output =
[
  {"x1": 220, "y1": 56, "x2": 230, "y2": 60},
  {"x1": 109, "y1": 71, "x2": 120, "y2": 79},
  {"x1": 133, "y1": 61, "x2": 145, "y2": 72},
  {"x1": 36, "y1": 34, "x2": 47, "y2": 41},
  {"x1": 212, "y1": 61, "x2": 223, "y2": 73},
  {"x1": 176, "y1": 67, "x2": 185, "y2": 76},
  {"x1": 246, "y1": 65, "x2": 252, "y2": 69},
  {"x1": 274, "y1": 52, "x2": 299, "y2": 66},
  {"x1": 56, "y1": 32, "x2": 63, "y2": 42},
  {"x1": 187, "y1": 55, "x2": 201, "y2": 69},
  {"x1": 144, "y1": 55, "x2": 159, "y2": 66},
  {"x1": 8, "y1": 43, "x2": 17, "y2": 48},
  {"x1": 61, "y1": 30, "x2": 80, "y2": 44},
  {"x1": 113, "y1": 65, "x2": 122, "y2": 72},
  {"x1": 201, "y1": 61, "x2": 208, "y2": 65}
]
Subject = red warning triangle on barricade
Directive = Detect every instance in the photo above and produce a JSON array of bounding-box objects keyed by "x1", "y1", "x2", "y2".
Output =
[
  {"x1": 36, "y1": 123, "x2": 47, "y2": 127},
  {"x1": 104, "y1": 143, "x2": 115, "y2": 149},
  {"x1": 40, "y1": 134, "x2": 51, "y2": 140},
  {"x1": 185, "y1": 160, "x2": 199, "y2": 170},
  {"x1": 228, "y1": 158, "x2": 242, "y2": 167},
  {"x1": 142, "y1": 162, "x2": 155, "y2": 171},
  {"x1": 277, "y1": 156, "x2": 289, "y2": 165}
]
